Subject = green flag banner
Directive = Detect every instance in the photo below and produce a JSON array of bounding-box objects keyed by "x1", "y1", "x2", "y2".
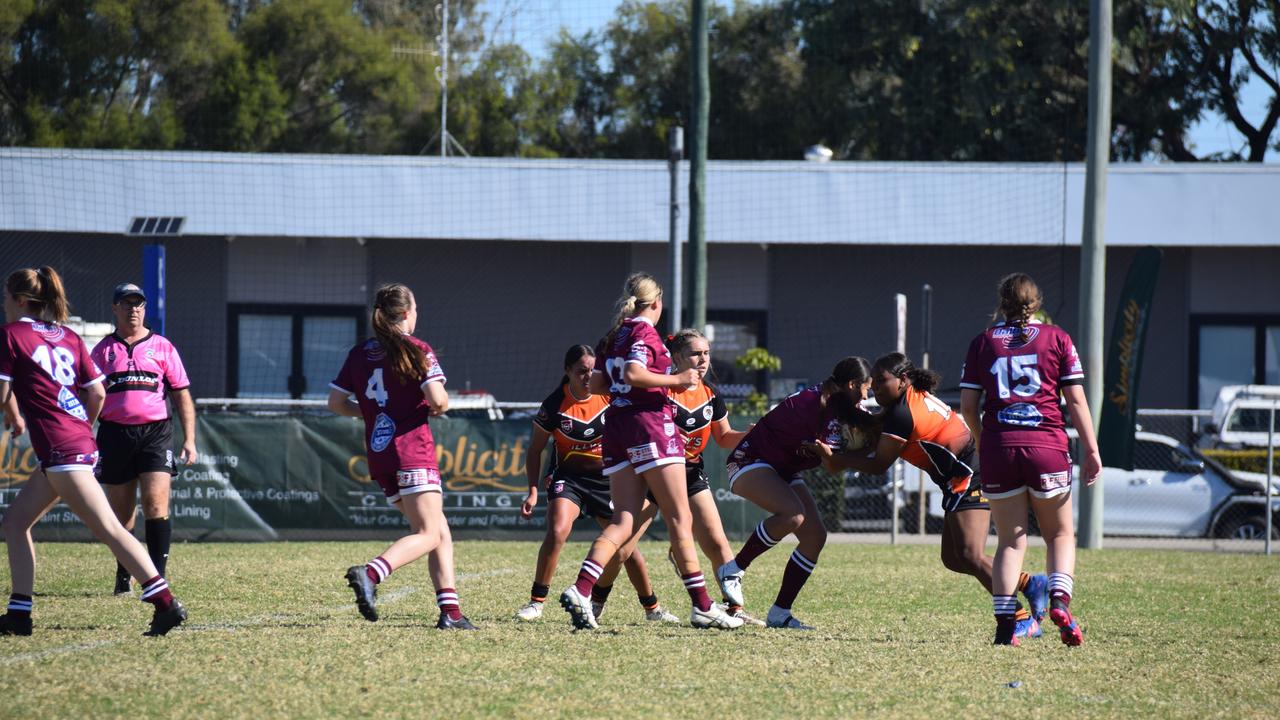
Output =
[
  {"x1": 1, "y1": 413, "x2": 765, "y2": 541},
  {"x1": 1099, "y1": 247, "x2": 1163, "y2": 470}
]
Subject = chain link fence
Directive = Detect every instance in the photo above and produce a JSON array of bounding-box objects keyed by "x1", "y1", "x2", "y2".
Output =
[{"x1": 799, "y1": 408, "x2": 1278, "y2": 553}]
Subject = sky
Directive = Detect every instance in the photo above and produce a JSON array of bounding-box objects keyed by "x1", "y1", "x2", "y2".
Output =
[{"x1": 478, "y1": 0, "x2": 1277, "y2": 162}]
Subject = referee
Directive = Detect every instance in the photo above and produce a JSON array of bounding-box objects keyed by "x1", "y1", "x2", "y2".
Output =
[{"x1": 90, "y1": 282, "x2": 197, "y2": 594}]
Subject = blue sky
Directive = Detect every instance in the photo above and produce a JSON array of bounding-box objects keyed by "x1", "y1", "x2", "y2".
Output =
[{"x1": 479, "y1": 0, "x2": 1277, "y2": 162}]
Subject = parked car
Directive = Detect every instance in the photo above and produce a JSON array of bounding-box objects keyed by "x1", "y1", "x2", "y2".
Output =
[
  {"x1": 907, "y1": 431, "x2": 1279, "y2": 539},
  {"x1": 1208, "y1": 384, "x2": 1280, "y2": 449}
]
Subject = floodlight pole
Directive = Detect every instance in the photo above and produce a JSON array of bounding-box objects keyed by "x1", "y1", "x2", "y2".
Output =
[
  {"x1": 440, "y1": 1, "x2": 449, "y2": 159},
  {"x1": 1078, "y1": 0, "x2": 1112, "y2": 550},
  {"x1": 689, "y1": 0, "x2": 709, "y2": 332},
  {"x1": 668, "y1": 127, "x2": 684, "y2": 329}
]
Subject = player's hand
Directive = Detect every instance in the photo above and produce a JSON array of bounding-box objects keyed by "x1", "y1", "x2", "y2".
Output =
[
  {"x1": 520, "y1": 489, "x2": 538, "y2": 519},
  {"x1": 1082, "y1": 450, "x2": 1102, "y2": 486},
  {"x1": 3, "y1": 412, "x2": 24, "y2": 438},
  {"x1": 180, "y1": 441, "x2": 197, "y2": 465},
  {"x1": 800, "y1": 440, "x2": 833, "y2": 460},
  {"x1": 673, "y1": 368, "x2": 700, "y2": 391}
]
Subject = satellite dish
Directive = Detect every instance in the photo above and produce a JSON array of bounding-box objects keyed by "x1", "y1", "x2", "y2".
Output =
[{"x1": 804, "y1": 144, "x2": 833, "y2": 162}]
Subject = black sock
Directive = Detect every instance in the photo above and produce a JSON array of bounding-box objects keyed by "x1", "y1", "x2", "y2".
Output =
[
  {"x1": 115, "y1": 562, "x2": 130, "y2": 584},
  {"x1": 7, "y1": 593, "x2": 32, "y2": 617},
  {"x1": 530, "y1": 582, "x2": 549, "y2": 603},
  {"x1": 590, "y1": 583, "x2": 614, "y2": 604},
  {"x1": 144, "y1": 517, "x2": 172, "y2": 578},
  {"x1": 638, "y1": 593, "x2": 658, "y2": 610}
]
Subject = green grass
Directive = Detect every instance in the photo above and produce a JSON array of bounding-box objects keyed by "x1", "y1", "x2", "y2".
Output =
[{"x1": 1, "y1": 540, "x2": 1276, "y2": 718}]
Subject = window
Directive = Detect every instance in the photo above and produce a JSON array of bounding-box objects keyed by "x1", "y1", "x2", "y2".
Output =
[
  {"x1": 229, "y1": 305, "x2": 364, "y2": 399},
  {"x1": 704, "y1": 310, "x2": 768, "y2": 398},
  {"x1": 1190, "y1": 316, "x2": 1280, "y2": 408},
  {"x1": 1133, "y1": 441, "x2": 1185, "y2": 473}
]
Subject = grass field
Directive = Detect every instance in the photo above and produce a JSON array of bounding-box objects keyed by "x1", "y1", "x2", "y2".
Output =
[{"x1": 0, "y1": 539, "x2": 1276, "y2": 718}]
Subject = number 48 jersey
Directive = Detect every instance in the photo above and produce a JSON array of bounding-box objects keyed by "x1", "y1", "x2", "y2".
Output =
[
  {"x1": 330, "y1": 336, "x2": 446, "y2": 477},
  {"x1": 0, "y1": 318, "x2": 105, "y2": 462},
  {"x1": 959, "y1": 321, "x2": 1084, "y2": 451}
]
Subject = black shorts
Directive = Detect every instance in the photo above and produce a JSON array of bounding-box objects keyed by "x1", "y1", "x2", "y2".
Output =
[
  {"x1": 685, "y1": 465, "x2": 711, "y2": 497},
  {"x1": 945, "y1": 485, "x2": 989, "y2": 514},
  {"x1": 547, "y1": 474, "x2": 613, "y2": 519},
  {"x1": 96, "y1": 420, "x2": 176, "y2": 485}
]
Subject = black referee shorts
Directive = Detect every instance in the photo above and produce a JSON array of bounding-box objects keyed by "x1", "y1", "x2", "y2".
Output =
[{"x1": 96, "y1": 419, "x2": 176, "y2": 485}]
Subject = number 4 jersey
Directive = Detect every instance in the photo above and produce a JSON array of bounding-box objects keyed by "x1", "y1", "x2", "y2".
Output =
[
  {"x1": 0, "y1": 318, "x2": 105, "y2": 464},
  {"x1": 959, "y1": 320, "x2": 1084, "y2": 451},
  {"x1": 330, "y1": 336, "x2": 446, "y2": 478}
]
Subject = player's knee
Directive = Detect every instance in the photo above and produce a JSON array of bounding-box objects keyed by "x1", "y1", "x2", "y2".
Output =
[
  {"x1": 779, "y1": 511, "x2": 805, "y2": 534},
  {"x1": 958, "y1": 544, "x2": 986, "y2": 573}
]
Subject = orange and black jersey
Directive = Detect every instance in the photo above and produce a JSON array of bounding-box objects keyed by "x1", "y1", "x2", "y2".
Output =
[
  {"x1": 669, "y1": 382, "x2": 727, "y2": 468},
  {"x1": 533, "y1": 383, "x2": 609, "y2": 478},
  {"x1": 880, "y1": 385, "x2": 977, "y2": 505}
]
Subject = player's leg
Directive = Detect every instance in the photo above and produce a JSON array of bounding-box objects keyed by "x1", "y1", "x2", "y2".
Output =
[
  {"x1": 103, "y1": 478, "x2": 140, "y2": 594},
  {"x1": 345, "y1": 481, "x2": 444, "y2": 622},
  {"x1": 0, "y1": 471, "x2": 58, "y2": 636},
  {"x1": 517, "y1": 496, "x2": 579, "y2": 621},
  {"x1": 1031, "y1": 489, "x2": 1081, "y2": 646},
  {"x1": 645, "y1": 462, "x2": 740, "y2": 629},
  {"x1": 427, "y1": 515, "x2": 475, "y2": 630},
  {"x1": 45, "y1": 468, "x2": 186, "y2": 635},
  {"x1": 941, "y1": 506, "x2": 994, "y2": 591},
  {"x1": 611, "y1": 502, "x2": 678, "y2": 622},
  {"x1": 560, "y1": 468, "x2": 645, "y2": 629},
  {"x1": 717, "y1": 466, "x2": 805, "y2": 608},
  {"x1": 765, "y1": 481, "x2": 826, "y2": 630},
  {"x1": 989, "y1": 491, "x2": 1030, "y2": 645}
]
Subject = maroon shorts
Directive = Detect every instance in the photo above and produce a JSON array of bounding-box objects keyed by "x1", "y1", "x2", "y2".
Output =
[
  {"x1": 372, "y1": 467, "x2": 442, "y2": 504},
  {"x1": 979, "y1": 445, "x2": 1073, "y2": 500},
  {"x1": 42, "y1": 440, "x2": 100, "y2": 473},
  {"x1": 724, "y1": 438, "x2": 807, "y2": 489},
  {"x1": 602, "y1": 407, "x2": 685, "y2": 476}
]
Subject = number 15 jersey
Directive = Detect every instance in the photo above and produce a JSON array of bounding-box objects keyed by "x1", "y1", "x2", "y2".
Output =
[
  {"x1": 959, "y1": 321, "x2": 1084, "y2": 451},
  {"x1": 330, "y1": 336, "x2": 446, "y2": 478}
]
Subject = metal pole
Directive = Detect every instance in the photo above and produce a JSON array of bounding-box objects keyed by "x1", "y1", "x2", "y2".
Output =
[
  {"x1": 919, "y1": 284, "x2": 932, "y2": 535},
  {"x1": 890, "y1": 462, "x2": 901, "y2": 545},
  {"x1": 440, "y1": 1, "x2": 449, "y2": 159},
  {"x1": 1077, "y1": 0, "x2": 1112, "y2": 551},
  {"x1": 668, "y1": 127, "x2": 684, "y2": 329},
  {"x1": 689, "y1": 0, "x2": 709, "y2": 332},
  {"x1": 1267, "y1": 405, "x2": 1274, "y2": 556}
]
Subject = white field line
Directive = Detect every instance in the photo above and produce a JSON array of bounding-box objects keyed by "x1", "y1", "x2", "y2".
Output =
[{"x1": 0, "y1": 567, "x2": 517, "y2": 666}]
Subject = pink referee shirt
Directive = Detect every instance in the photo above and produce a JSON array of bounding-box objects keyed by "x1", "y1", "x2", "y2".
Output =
[{"x1": 91, "y1": 332, "x2": 191, "y2": 425}]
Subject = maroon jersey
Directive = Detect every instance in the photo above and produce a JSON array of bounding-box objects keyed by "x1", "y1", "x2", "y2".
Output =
[
  {"x1": 738, "y1": 386, "x2": 845, "y2": 475},
  {"x1": 596, "y1": 317, "x2": 673, "y2": 415},
  {"x1": 959, "y1": 321, "x2": 1084, "y2": 451},
  {"x1": 330, "y1": 336, "x2": 446, "y2": 479},
  {"x1": 0, "y1": 318, "x2": 105, "y2": 464}
]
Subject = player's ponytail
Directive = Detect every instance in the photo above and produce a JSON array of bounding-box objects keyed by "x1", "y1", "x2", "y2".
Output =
[
  {"x1": 993, "y1": 272, "x2": 1043, "y2": 342},
  {"x1": 873, "y1": 352, "x2": 940, "y2": 394},
  {"x1": 371, "y1": 283, "x2": 427, "y2": 385},
  {"x1": 560, "y1": 344, "x2": 595, "y2": 386},
  {"x1": 5, "y1": 266, "x2": 70, "y2": 324},
  {"x1": 604, "y1": 272, "x2": 663, "y2": 350}
]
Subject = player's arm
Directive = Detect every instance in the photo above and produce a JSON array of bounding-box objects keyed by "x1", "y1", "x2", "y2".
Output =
[
  {"x1": 80, "y1": 380, "x2": 105, "y2": 426},
  {"x1": 959, "y1": 389, "x2": 983, "y2": 452},
  {"x1": 422, "y1": 379, "x2": 448, "y2": 416},
  {"x1": 710, "y1": 417, "x2": 749, "y2": 449},
  {"x1": 1061, "y1": 384, "x2": 1102, "y2": 486},
  {"x1": 171, "y1": 387, "x2": 197, "y2": 464},
  {"x1": 826, "y1": 433, "x2": 906, "y2": 474},
  {"x1": 327, "y1": 387, "x2": 362, "y2": 418},
  {"x1": 0, "y1": 381, "x2": 21, "y2": 437},
  {"x1": 623, "y1": 363, "x2": 699, "y2": 391},
  {"x1": 521, "y1": 424, "x2": 553, "y2": 518}
]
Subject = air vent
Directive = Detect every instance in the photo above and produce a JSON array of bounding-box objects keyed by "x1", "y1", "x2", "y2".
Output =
[{"x1": 128, "y1": 217, "x2": 185, "y2": 235}]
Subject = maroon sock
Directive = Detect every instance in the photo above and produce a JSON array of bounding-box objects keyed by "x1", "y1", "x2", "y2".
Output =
[
  {"x1": 140, "y1": 576, "x2": 174, "y2": 612},
  {"x1": 772, "y1": 550, "x2": 817, "y2": 610},
  {"x1": 734, "y1": 520, "x2": 780, "y2": 571},
  {"x1": 436, "y1": 588, "x2": 462, "y2": 621},
  {"x1": 682, "y1": 572, "x2": 713, "y2": 612},
  {"x1": 573, "y1": 558, "x2": 604, "y2": 596},
  {"x1": 366, "y1": 556, "x2": 392, "y2": 585}
]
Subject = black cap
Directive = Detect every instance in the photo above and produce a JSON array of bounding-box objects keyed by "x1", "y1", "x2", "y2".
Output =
[{"x1": 112, "y1": 282, "x2": 146, "y2": 304}]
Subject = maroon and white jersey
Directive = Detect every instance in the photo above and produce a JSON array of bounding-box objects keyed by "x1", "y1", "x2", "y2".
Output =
[
  {"x1": 959, "y1": 321, "x2": 1084, "y2": 451},
  {"x1": 596, "y1": 317, "x2": 673, "y2": 415},
  {"x1": 737, "y1": 386, "x2": 845, "y2": 475},
  {"x1": 330, "y1": 336, "x2": 446, "y2": 479},
  {"x1": 0, "y1": 318, "x2": 104, "y2": 463},
  {"x1": 91, "y1": 332, "x2": 191, "y2": 425}
]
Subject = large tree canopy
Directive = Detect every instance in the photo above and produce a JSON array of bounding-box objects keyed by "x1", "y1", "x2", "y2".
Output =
[{"x1": 1, "y1": 0, "x2": 1275, "y2": 160}]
